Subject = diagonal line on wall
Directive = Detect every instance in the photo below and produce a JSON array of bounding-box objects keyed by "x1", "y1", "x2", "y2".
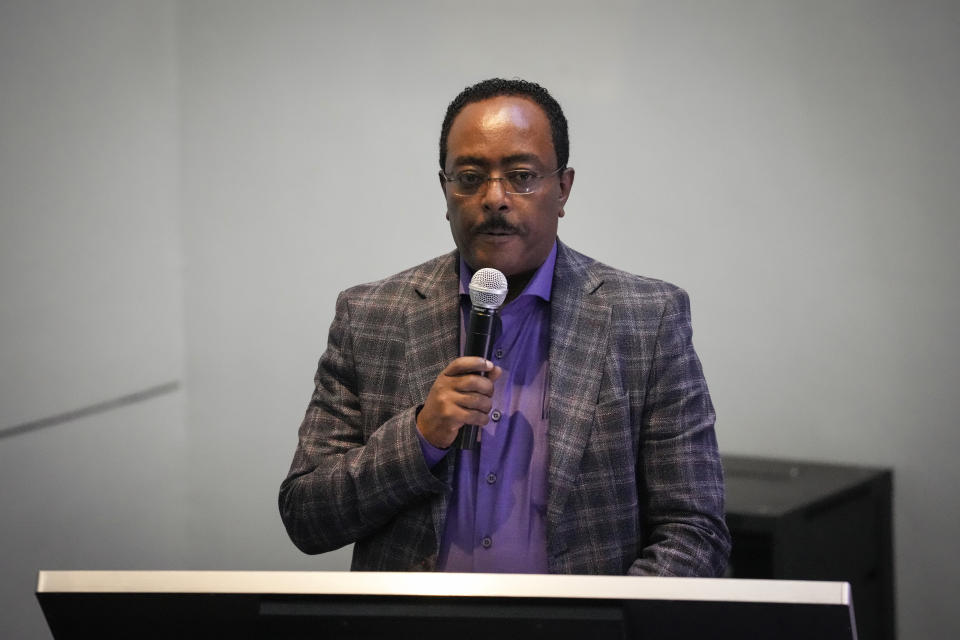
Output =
[{"x1": 0, "y1": 381, "x2": 181, "y2": 440}]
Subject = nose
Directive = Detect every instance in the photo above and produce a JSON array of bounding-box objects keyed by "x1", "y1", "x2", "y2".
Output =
[{"x1": 481, "y1": 176, "x2": 510, "y2": 212}]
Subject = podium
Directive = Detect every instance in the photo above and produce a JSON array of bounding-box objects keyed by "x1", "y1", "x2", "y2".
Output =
[
  {"x1": 724, "y1": 455, "x2": 894, "y2": 640},
  {"x1": 37, "y1": 570, "x2": 857, "y2": 639}
]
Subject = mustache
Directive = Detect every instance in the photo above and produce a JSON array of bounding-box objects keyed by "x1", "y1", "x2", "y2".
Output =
[{"x1": 474, "y1": 216, "x2": 520, "y2": 235}]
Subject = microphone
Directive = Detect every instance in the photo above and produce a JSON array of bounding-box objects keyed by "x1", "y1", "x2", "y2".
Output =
[{"x1": 456, "y1": 267, "x2": 508, "y2": 450}]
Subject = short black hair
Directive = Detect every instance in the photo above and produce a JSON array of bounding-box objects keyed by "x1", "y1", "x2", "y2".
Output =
[{"x1": 439, "y1": 78, "x2": 569, "y2": 171}]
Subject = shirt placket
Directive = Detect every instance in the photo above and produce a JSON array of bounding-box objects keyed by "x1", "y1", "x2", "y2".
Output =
[{"x1": 473, "y1": 314, "x2": 510, "y2": 569}]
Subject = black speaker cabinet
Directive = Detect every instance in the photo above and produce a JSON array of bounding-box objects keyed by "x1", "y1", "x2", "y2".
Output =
[{"x1": 723, "y1": 455, "x2": 894, "y2": 640}]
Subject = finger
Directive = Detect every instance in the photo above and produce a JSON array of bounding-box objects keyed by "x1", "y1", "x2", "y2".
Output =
[
  {"x1": 448, "y1": 374, "x2": 496, "y2": 397},
  {"x1": 458, "y1": 408, "x2": 492, "y2": 427},
  {"x1": 428, "y1": 403, "x2": 489, "y2": 431},
  {"x1": 453, "y1": 391, "x2": 492, "y2": 414},
  {"x1": 443, "y1": 357, "x2": 494, "y2": 377},
  {"x1": 487, "y1": 365, "x2": 504, "y2": 383}
]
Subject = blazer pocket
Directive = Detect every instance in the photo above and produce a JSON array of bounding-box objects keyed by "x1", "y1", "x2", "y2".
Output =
[
  {"x1": 591, "y1": 394, "x2": 633, "y2": 451},
  {"x1": 581, "y1": 395, "x2": 638, "y2": 511}
]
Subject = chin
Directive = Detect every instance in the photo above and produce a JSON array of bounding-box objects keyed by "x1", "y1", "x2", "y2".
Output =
[
  {"x1": 474, "y1": 257, "x2": 521, "y2": 276},
  {"x1": 463, "y1": 242, "x2": 536, "y2": 277}
]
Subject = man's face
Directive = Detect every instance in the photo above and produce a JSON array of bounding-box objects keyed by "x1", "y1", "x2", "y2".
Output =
[{"x1": 441, "y1": 96, "x2": 574, "y2": 277}]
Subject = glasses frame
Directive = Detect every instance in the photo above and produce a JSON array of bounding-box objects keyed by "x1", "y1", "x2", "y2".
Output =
[{"x1": 440, "y1": 166, "x2": 565, "y2": 197}]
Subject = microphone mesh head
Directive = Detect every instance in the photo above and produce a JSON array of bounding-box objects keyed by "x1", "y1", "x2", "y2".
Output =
[{"x1": 469, "y1": 268, "x2": 508, "y2": 309}]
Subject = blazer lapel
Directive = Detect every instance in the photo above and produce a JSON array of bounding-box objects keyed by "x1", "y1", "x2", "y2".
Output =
[
  {"x1": 404, "y1": 251, "x2": 461, "y2": 407},
  {"x1": 403, "y1": 250, "x2": 460, "y2": 552},
  {"x1": 546, "y1": 241, "x2": 611, "y2": 530}
]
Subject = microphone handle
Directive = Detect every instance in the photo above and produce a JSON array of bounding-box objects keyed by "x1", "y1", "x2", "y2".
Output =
[{"x1": 455, "y1": 307, "x2": 497, "y2": 450}]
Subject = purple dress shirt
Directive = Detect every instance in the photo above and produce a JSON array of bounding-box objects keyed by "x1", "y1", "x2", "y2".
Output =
[{"x1": 418, "y1": 242, "x2": 557, "y2": 573}]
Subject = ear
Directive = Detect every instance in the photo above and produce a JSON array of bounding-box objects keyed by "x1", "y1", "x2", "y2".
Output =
[
  {"x1": 438, "y1": 170, "x2": 449, "y2": 198},
  {"x1": 440, "y1": 171, "x2": 452, "y2": 220},
  {"x1": 557, "y1": 167, "x2": 575, "y2": 216}
]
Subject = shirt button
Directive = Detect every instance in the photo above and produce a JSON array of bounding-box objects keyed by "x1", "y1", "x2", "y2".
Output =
[
  {"x1": 481, "y1": 536, "x2": 493, "y2": 549},
  {"x1": 491, "y1": 410, "x2": 501, "y2": 421},
  {"x1": 486, "y1": 472, "x2": 497, "y2": 484},
  {"x1": 494, "y1": 348, "x2": 504, "y2": 359}
]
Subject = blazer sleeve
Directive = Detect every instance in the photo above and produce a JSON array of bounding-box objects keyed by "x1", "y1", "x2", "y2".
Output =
[
  {"x1": 628, "y1": 286, "x2": 731, "y2": 577},
  {"x1": 278, "y1": 291, "x2": 449, "y2": 555}
]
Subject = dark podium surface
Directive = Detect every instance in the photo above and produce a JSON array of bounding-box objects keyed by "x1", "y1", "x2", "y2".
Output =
[{"x1": 723, "y1": 455, "x2": 894, "y2": 640}]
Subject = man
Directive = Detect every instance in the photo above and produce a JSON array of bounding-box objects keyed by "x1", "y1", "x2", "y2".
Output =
[{"x1": 279, "y1": 78, "x2": 730, "y2": 576}]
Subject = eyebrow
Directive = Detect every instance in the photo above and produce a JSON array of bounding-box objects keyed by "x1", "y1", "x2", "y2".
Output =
[{"x1": 451, "y1": 153, "x2": 543, "y2": 169}]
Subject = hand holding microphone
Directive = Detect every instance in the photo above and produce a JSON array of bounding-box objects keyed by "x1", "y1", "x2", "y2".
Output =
[{"x1": 415, "y1": 268, "x2": 507, "y2": 450}]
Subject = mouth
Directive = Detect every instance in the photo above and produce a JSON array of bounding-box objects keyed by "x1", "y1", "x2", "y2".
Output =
[
  {"x1": 475, "y1": 223, "x2": 519, "y2": 236},
  {"x1": 476, "y1": 229, "x2": 518, "y2": 245}
]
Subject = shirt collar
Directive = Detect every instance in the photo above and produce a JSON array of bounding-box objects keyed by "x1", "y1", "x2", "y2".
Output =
[{"x1": 459, "y1": 240, "x2": 557, "y2": 303}]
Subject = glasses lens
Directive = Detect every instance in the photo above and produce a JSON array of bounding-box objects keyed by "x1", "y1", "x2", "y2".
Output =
[
  {"x1": 455, "y1": 172, "x2": 484, "y2": 195},
  {"x1": 505, "y1": 171, "x2": 537, "y2": 194}
]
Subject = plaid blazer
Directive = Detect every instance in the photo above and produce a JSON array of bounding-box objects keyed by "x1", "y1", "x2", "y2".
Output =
[{"x1": 280, "y1": 240, "x2": 730, "y2": 576}]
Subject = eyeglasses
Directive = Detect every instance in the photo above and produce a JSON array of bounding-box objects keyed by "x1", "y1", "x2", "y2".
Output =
[{"x1": 441, "y1": 166, "x2": 564, "y2": 196}]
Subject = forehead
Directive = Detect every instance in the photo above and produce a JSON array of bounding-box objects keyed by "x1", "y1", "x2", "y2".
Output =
[{"x1": 446, "y1": 96, "x2": 554, "y2": 168}]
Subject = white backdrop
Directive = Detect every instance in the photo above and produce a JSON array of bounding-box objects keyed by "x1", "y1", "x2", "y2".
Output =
[{"x1": 2, "y1": 1, "x2": 958, "y2": 638}]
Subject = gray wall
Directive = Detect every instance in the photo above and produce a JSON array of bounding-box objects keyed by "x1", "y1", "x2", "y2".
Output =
[
  {"x1": 1, "y1": 1, "x2": 957, "y2": 638},
  {"x1": 0, "y1": 2, "x2": 187, "y2": 639}
]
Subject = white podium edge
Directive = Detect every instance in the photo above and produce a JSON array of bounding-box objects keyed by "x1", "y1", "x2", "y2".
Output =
[{"x1": 37, "y1": 570, "x2": 852, "y2": 606}]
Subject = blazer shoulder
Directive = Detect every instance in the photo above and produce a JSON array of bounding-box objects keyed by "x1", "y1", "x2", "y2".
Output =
[
  {"x1": 559, "y1": 242, "x2": 687, "y2": 306},
  {"x1": 339, "y1": 251, "x2": 458, "y2": 306}
]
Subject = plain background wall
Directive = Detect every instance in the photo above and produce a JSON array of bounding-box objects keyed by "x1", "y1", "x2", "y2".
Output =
[
  {"x1": 0, "y1": 2, "x2": 187, "y2": 639},
  {"x1": 1, "y1": 1, "x2": 957, "y2": 638}
]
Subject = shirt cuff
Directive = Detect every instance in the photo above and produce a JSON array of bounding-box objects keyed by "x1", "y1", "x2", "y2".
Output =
[{"x1": 416, "y1": 428, "x2": 450, "y2": 468}]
